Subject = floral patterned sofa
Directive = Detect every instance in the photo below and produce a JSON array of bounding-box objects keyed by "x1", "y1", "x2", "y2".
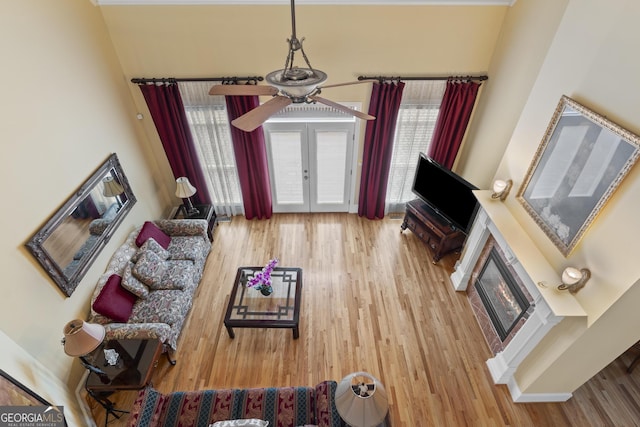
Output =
[
  {"x1": 127, "y1": 381, "x2": 345, "y2": 427},
  {"x1": 87, "y1": 219, "x2": 211, "y2": 357}
]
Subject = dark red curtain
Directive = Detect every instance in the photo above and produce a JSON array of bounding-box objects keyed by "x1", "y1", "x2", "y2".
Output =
[
  {"x1": 357, "y1": 81, "x2": 405, "y2": 220},
  {"x1": 428, "y1": 80, "x2": 481, "y2": 170},
  {"x1": 138, "y1": 83, "x2": 211, "y2": 204},
  {"x1": 225, "y1": 96, "x2": 272, "y2": 220}
]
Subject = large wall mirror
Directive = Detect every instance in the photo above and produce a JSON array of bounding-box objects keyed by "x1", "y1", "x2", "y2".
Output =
[{"x1": 26, "y1": 153, "x2": 136, "y2": 296}]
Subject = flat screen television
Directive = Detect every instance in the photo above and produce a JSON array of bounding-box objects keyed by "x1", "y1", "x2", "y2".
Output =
[{"x1": 411, "y1": 153, "x2": 479, "y2": 234}]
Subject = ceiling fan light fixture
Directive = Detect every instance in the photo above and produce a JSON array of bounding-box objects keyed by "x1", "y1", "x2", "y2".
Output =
[
  {"x1": 212, "y1": 0, "x2": 376, "y2": 132},
  {"x1": 265, "y1": 68, "x2": 327, "y2": 102}
]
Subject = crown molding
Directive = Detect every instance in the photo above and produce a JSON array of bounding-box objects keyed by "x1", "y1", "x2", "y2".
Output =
[{"x1": 91, "y1": 0, "x2": 516, "y2": 6}]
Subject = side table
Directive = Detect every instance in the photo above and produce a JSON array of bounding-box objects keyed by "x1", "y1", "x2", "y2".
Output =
[
  {"x1": 85, "y1": 338, "x2": 163, "y2": 426},
  {"x1": 172, "y1": 203, "x2": 217, "y2": 241}
]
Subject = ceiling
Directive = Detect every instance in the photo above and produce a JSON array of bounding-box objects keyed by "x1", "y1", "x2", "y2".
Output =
[{"x1": 92, "y1": 0, "x2": 516, "y2": 6}]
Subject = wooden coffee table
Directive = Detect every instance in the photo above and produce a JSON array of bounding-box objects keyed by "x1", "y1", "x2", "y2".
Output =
[{"x1": 224, "y1": 267, "x2": 302, "y2": 339}]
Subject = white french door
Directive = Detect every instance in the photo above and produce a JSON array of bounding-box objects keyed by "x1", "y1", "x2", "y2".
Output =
[{"x1": 264, "y1": 122, "x2": 355, "y2": 213}]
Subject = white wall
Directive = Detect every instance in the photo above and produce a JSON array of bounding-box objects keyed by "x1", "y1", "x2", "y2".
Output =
[
  {"x1": 98, "y1": 3, "x2": 508, "y2": 196},
  {"x1": 0, "y1": 331, "x2": 88, "y2": 426},
  {"x1": 488, "y1": 0, "x2": 640, "y2": 393},
  {"x1": 0, "y1": 1, "x2": 168, "y2": 420},
  {"x1": 456, "y1": 0, "x2": 569, "y2": 187}
]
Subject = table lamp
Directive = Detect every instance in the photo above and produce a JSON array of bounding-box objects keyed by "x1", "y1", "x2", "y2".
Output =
[
  {"x1": 175, "y1": 176, "x2": 199, "y2": 216},
  {"x1": 335, "y1": 371, "x2": 389, "y2": 427},
  {"x1": 103, "y1": 176, "x2": 125, "y2": 207},
  {"x1": 62, "y1": 319, "x2": 109, "y2": 383}
]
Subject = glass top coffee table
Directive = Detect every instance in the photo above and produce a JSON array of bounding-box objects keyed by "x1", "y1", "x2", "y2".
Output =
[{"x1": 224, "y1": 266, "x2": 302, "y2": 339}]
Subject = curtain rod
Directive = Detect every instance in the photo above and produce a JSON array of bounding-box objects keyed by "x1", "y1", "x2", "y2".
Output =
[
  {"x1": 131, "y1": 76, "x2": 264, "y2": 84},
  {"x1": 357, "y1": 75, "x2": 488, "y2": 83}
]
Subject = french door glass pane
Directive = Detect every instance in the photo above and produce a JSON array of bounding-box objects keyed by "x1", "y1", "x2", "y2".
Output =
[
  {"x1": 270, "y1": 132, "x2": 304, "y2": 205},
  {"x1": 315, "y1": 131, "x2": 348, "y2": 204}
]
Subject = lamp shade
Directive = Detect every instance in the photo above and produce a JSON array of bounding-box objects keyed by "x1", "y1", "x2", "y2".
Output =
[
  {"x1": 175, "y1": 177, "x2": 197, "y2": 198},
  {"x1": 103, "y1": 176, "x2": 124, "y2": 197},
  {"x1": 62, "y1": 319, "x2": 105, "y2": 357},
  {"x1": 335, "y1": 372, "x2": 388, "y2": 427}
]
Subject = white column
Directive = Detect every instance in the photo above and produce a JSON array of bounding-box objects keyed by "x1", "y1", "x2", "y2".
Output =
[
  {"x1": 450, "y1": 208, "x2": 490, "y2": 291},
  {"x1": 486, "y1": 291, "x2": 562, "y2": 384}
]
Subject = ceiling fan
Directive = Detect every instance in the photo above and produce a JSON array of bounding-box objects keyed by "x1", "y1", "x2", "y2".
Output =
[{"x1": 209, "y1": 0, "x2": 375, "y2": 132}]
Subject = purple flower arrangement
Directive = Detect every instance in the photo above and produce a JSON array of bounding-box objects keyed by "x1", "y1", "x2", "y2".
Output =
[{"x1": 247, "y1": 258, "x2": 279, "y2": 293}]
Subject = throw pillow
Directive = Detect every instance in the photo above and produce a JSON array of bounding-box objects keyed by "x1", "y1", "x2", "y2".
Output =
[
  {"x1": 210, "y1": 420, "x2": 269, "y2": 427},
  {"x1": 131, "y1": 238, "x2": 171, "y2": 263},
  {"x1": 147, "y1": 261, "x2": 192, "y2": 291},
  {"x1": 135, "y1": 221, "x2": 171, "y2": 249},
  {"x1": 121, "y1": 262, "x2": 150, "y2": 298},
  {"x1": 132, "y1": 250, "x2": 167, "y2": 287},
  {"x1": 92, "y1": 274, "x2": 137, "y2": 322}
]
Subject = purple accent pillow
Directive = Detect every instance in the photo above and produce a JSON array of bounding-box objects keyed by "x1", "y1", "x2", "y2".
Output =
[
  {"x1": 135, "y1": 221, "x2": 171, "y2": 249},
  {"x1": 92, "y1": 274, "x2": 137, "y2": 322}
]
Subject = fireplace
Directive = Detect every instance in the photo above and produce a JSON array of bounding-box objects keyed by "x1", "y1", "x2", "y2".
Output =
[
  {"x1": 466, "y1": 235, "x2": 534, "y2": 354},
  {"x1": 475, "y1": 248, "x2": 530, "y2": 341},
  {"x1": 450, "y1": 192, "x2": 586, "y2": 401}
]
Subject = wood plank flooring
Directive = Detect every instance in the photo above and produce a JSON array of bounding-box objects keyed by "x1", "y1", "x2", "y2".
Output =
[{"x1": 90, "y1": 213, "x2": 640, "y2": 426}]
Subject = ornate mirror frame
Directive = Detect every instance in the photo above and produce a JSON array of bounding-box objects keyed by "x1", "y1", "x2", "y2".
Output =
[
  {"x1": 26, "y1": 153, "x2": 136, "y2": 296},
  {"x1": 517, "y1": 96, "x2": 640, "y2": 256}
]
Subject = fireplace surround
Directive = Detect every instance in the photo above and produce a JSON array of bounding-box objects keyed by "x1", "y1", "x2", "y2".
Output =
[
  {"x1": 450, "y1": 191, "x2": 587, "y2": 402},
  {"x1": 467, "y1": 236, "x2": 534, "y2": 354}
]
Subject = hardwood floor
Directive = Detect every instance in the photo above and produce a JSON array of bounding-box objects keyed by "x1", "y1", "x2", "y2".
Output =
[{"x1": 90, "y1": 213, "x2": 640, "y2": 426}]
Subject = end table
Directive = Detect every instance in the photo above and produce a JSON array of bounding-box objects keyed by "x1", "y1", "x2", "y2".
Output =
[
  {"x1": 85, "y1": 338, "x2": 163, "y2": 426},
  {"x1": 172, "y1": 203, "x2": 217, "y2": 241}
]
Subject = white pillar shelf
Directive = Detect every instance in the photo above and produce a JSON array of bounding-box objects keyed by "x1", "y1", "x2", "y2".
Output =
[{"x1": 451, "y1": 190, "x2": 587, "y2": 400}]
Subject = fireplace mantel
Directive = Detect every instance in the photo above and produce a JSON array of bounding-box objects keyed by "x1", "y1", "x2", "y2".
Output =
[
  {"x1": 450, "y1": 190, "x2": 587, "y2": 402},
  {"x1": 452, "y1": 191, "x2": 586, "y2": 317}
]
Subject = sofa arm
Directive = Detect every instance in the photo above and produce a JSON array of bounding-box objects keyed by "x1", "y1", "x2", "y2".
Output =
[
  {"x1": 104, "y1": 323, "x2": 172, "y2": 345},
  {"x1": 153, "y1": 219, "x2": 208, "y2": 240},
  {"x1": 315, "y1": 381, "x2": 345, "y2": 427},
  {"x1": 127, "y1": 387, "x2": 165, "y2": 427},
  {"x1": 89, "y1": 218, "x2": 111, "y2": 235}
]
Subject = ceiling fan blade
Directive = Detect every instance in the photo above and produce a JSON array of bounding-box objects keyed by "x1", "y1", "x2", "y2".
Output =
[
  {"x1": 231, "y1": 96, "x2": 293, "y2": 132},
  {"x1": 209, "y1": 85, "x2": 278, "y2": 96},
  {"x1": 319, "y1": 79, "x2": 378, "y2": 89},
  {"x1": 308, "y1": 96, "x2": 375, "y2": 121}
]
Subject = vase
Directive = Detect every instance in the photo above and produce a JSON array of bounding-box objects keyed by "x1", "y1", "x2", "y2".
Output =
[{"x1": 259, "y1": 286, "x2": 273, "y2": 296}]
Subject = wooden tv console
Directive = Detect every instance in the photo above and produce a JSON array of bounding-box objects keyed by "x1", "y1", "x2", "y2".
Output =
[{"x1": 401, "y1": 199, "x2": 466, "y2": 263}]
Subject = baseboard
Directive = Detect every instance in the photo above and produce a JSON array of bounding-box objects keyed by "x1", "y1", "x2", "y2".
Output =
[
  {"x1": 506, "y1": 378, "x2": 572, "y2": 403},
  {"x1": 75, "y1": 370, "x2": 97, "y2": 427}
]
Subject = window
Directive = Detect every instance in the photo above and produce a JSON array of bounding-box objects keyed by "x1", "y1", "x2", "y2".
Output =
[
  {"x1": 385, "y1": 81, "x2": 446, "y2": 214},
  {"x1": 179, "y1": 82, "x2": 243, "y2": 217}
]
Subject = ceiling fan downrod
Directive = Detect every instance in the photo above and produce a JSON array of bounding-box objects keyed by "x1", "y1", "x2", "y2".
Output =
[{"x1": 283, "y1": 0, "x2": 317, "y2": 80}]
